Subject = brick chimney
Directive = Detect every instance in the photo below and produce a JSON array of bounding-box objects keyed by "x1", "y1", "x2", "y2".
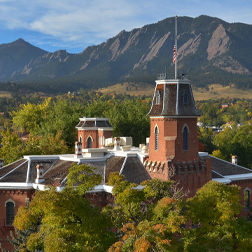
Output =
[
  {"x1": 35, "y1": 164, "x2": 45, "y2": 184},
  {"x1": 74, "y1": 141, "x2": 83, "y2": 158},
  {"x1": 232, "y1": 155, "x2": 238, "y2": 165}
]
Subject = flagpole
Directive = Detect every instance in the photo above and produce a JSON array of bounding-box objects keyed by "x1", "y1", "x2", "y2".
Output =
[{"x1": 175, "y1": 15, "x2": 177, "y2": 79}]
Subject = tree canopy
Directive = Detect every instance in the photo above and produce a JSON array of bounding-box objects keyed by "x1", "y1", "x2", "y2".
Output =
[{"x1": 12, "y1": 164, "x2": 115, "y2": 252}]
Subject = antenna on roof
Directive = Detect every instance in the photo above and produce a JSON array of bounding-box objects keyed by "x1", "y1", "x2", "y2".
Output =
[{"x1": 174, "y1": 15, "x2": 177, "y2": 79}]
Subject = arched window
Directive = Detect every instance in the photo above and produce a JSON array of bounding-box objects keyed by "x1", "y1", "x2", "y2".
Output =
[
  {"x1": 155, "y1": 127, "x2": 159, "y2": 150},
  {"x1": 79, "y1": 136, "x2": 82, "y2": 143},
  {"x1": 183, "y1": 126, "x2": 188, "y2": 150},
  {"x1": 156, "y1": 91, "x2": 161, "y2": 105},
  {"x1": 6, "y1": 202, "x2": 14, "y2": 225},
  {"x1": 245, "y1": 189, "x2": 250, "y2": 209},
  {"x1": 87, "y1": 137, "x2": 92, "y2": 148}
]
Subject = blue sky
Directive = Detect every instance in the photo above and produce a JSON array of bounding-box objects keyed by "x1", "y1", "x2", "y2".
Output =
[{"x1": 0, "y1": 0, "x2": 251, "y2": 53}]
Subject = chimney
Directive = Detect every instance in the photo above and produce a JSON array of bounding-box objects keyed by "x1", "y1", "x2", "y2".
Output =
[
  {"x1": 54, "y1": 178, "x2": 61, "y2": 187},
  {"x1": 232, "y1": 155, "x2": 238, "y2": 165},
  {"x1": 74, "y1": 141, "x2": 83, "y2": 158},
  {"x1": 114, "y1": 137, "x2": 120, "y2": 151},
  {"x1": 0, "y1": 159, "x2": 3, "y2": 168},
  {"x1": 35, "y1": 164, "x2": 45, "y2": 184}
]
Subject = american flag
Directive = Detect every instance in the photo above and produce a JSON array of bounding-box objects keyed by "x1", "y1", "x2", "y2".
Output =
[{"x1": 173, "y1": 45, "x2": 176, "y2": 64}]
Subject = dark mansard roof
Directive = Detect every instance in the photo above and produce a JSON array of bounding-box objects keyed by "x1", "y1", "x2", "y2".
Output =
[
  {"x1": 76, "y1": 117, "x2": 113, "y2": 128},
  {"x1": 0, "y1": 155, "x2": 150, "y2": 187},
  {"x1": 148, "y1": 80, "x2": 199, "y2": 117}
]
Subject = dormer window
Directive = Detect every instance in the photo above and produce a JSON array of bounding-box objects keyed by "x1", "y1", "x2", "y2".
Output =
[
  {"x1": 156, "y1": 91, "x2": 161, "y2": 105},
  {"x1": 183, "y1": 91, "x2": 188, "y2": 105}
]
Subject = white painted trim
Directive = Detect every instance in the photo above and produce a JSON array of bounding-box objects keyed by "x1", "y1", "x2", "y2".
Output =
[
  {"x1": 0, "y1": 159, "x2": 28, "y2": 181},
  {"x1": 149, "y1": 116, "x2": 198, "y2": 119},
  {"x1": 78, "y1": 117, "x2": 110, "y2": 121},
  {"x1": 182, "y1": 123, "x2": 190, "y2": 133},
  {"x1": 244, "y1": 187, "x2": 251, "y2": 194},
  {"x1": 161, "y1": 83, "x2": 166, "y2": 115},
  {"x1": 23, "y1": 155, "x2": 60, "y2": 160},
  {"x1": 86, "y1": 135, "x2": 94, "y2": 142},
  {"x1": 155, "y1": 79, "x2": 191, "y2": 85},
  {"x1": 212, "y1": 178, "x2": 231, "y2": 184},
  {"x1": 154, "y1": 124, "x2": 159, "y2": 133},
  {"x1": 225, "y1": 174, "x2": 252, "y2": 181},
  {"x1": 5, "y1": 198, "x2": 15, "y2": 207},
  {"x1": 76, "y1": 127, "x2": 113, "y2": 131},
  {"x1": 147, "y1": 83, "x2": 157, "y2": 116},
  {"x1": 119, "y1": 156, "x2": 128, "y2": 175}
]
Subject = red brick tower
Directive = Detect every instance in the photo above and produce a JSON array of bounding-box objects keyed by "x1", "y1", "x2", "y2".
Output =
[
  {"x1": 145, "y1": 77, "x2": 212, "y2": 196},
  {"x1": 76, "y1": 117, "x2": 113, "y2": 149}
]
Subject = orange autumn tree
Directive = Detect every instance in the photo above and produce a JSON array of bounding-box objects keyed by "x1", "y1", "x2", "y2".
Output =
[{"x1": 103, "y1": 173, "x2": 185, "y2": 252}]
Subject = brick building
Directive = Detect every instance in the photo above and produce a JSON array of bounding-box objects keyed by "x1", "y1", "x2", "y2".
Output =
[
  {"x1": 76, "y1": 117, "x2": 113, "y2": 149},
  {"x1": 1, "y1": 76, "x2": 252, "y2": 250}
]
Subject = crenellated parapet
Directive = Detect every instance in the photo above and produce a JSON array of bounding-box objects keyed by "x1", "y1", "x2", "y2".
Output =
[
  {"x1": 175, "y1": 160, "x2": 206, "y2": 175},
  {"x1": 143, "y1": 159, "x2": 165, "y2": 174}
]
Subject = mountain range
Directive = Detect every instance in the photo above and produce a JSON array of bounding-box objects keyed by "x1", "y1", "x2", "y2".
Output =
[{"x1": 1, "y1": 15, "x2": 252, "y2": 92}]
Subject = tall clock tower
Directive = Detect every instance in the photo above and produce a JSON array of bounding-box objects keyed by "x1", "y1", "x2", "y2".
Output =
[{"x1": 145, "y1": 77, "x2": 212, "y2": 197}]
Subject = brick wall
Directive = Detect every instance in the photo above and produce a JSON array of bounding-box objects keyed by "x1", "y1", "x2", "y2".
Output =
[
  {"x1": 98, "y1": 130, "x2": 113, "y2": 148},
  {"x1": 78, "y1": 130, "x2": 98, "y2": 148},
  {"x1": 231, "y1": 179, "x2": 252, "y2": 217},
  {"x1": 0, "y1": 189, "x2": 34, "y2": 251},
  {"x1": 147, "y1": 116, "x2": 211, "y2": 197}
]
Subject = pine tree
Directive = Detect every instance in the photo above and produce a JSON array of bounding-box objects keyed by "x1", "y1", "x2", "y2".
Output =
[{"x1": 0, "y1": 226, "x2": 42, "y2": 252}]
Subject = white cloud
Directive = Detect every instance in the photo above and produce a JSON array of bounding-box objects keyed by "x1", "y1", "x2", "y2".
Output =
[{"x1": 0, "y1": 0, "x2": 252, "y2": 52}]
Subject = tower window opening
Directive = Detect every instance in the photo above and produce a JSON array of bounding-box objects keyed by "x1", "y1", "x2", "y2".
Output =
[
  {"x1": 183, "y1": 126, "x2": 188, "y2": 150},
  {"x1": 183, "y1": 90, "x2": 188, "y2": 105},
  {"x1": 155, "y1": 127, "x2": 159, "y2": 150},
  {"x1": 156, "y1": 91, "x2": 161, "y2": 105}
]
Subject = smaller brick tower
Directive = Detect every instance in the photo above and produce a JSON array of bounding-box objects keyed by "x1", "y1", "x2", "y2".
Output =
[
  {"x1": 76, "y1": 117, "x2": 113, "y2": 149},
  {"x1": 145, "y1": 77, "x2": 212, "y2": 197}
]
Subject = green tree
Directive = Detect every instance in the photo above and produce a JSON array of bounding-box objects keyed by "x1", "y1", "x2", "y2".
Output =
[
  {"x1": 213, "y1": 124, "x2": 252, "y2": 168},
  {"x1": 184, "y1": 181, "x2": 252, "y2": 251},
  {"x1": 13, "y1": 164, "x2": 115, "y2": 252},
  {"x1": 198, "y1": 127, "x2": 215, "y2": 153}
]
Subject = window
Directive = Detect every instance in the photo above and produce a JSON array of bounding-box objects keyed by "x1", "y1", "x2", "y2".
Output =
[
  {"x1": 6, "y1": 202, "x2": 14, "y2": 225},
  {"x1": 156, "y1": 91, "x2": 161, "y2": 105},
  {"x1": 155, "y1": 127, "x2": 159, "y2": 150},
  {"x1": 183, "y1": 126, "x2": 188, "y2": 150},
  {"x1": 87, "y1": 137, "x2": 92, "y2": 148},
  {"x1": 183, "y1": 90, "x2": 188, "y2": 104},
  {"x1": 245, "y1": 189, "x2": 250, "y2": 209},
  {"x1": 79, "y1": 136, "x2": 82, "y2": 143}
]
